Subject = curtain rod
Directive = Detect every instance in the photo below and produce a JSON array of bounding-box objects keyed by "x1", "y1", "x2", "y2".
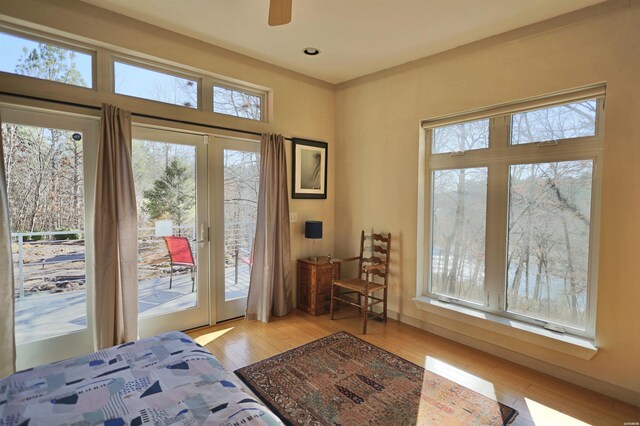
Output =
[{"x1": 0, "y1": 91, "x2": 293, "y2": 141}]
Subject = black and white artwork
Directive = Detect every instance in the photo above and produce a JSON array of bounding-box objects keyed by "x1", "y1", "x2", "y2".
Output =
[{"x1": 292, "y1": 138, "x2": 327, "y2": 199}]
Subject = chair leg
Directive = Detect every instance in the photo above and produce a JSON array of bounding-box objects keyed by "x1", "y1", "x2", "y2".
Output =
[
  {"x1": 383, "y1": 287, "x2": 388, "y2": 322},
  {"x1": 362, "y1": 292, "x2": 368, "y2": 335},
  {"x1": 169, "y1": 266, "x2": 173, "y2": 290},
  {"x1": 357, "y1": 293, "x2": 362, "y2": 313},
  {"x1": 330, "y1": 284, "x2": 335, "y2": 320}
]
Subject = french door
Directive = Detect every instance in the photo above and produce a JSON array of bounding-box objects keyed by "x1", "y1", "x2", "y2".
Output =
[
  {"x1": 2, "y1": 107, "x2": 253, "y2": 369},
  {"x1": 132, "y1": 126, "x2": 210, "y2": 337},
  {"x1": 1, "y1": 106, "x2": 98, "y2": 369},
  {"x1": 213, "y1": 136, "x2": 260, "y2": 322}
]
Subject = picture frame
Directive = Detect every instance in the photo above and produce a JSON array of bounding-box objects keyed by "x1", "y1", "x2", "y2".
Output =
[{"x1": 291, "y1": 138, "x2": 328, "y2": 199}]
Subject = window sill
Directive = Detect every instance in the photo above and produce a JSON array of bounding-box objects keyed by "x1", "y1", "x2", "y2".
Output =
[{"x1": 413, "y1": 296, "x2": 598, "y2": 360}]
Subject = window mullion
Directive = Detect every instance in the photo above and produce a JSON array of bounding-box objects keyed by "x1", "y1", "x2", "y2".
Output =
[
  {"x1": 97, "y1": 49, "x2": 111, "y2": 94},
  {"x1": 201, "y1": 76, "x2": 214, "y2": 114},
  {"x1": 484, "y1": 117, "x2": 509, "y2": 311},
  {"x1": 485, "y1": 163, "x2": 509, "y2": 311}
]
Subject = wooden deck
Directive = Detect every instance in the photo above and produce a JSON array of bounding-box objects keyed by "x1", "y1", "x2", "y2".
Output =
[{"x1": 15, "y1": 265, "x2": 251, "y2": 344}]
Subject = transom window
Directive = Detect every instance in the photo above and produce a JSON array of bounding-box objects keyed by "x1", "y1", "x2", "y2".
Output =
[
  {"x1": 0, "y1": 25, "x2": 270, "y2": 122},
  {"x1": 213, "y1": 84, "x2": 263, "y2": 121},
  {"x1": 432, "y1": 119, "x2": 489, "y2": 154},
  {"x1": 114, "y1": 60, "x2": 199, "y2": 109},
  {"x1": 422, "y1": 86, "x2": 604, "y2": 338},
  {"x1": 511, "y1": 99, "x2": 597, "y2": 145},
  {"x1": 0, "y1": 30, "x2": 93, "y2": 88}
]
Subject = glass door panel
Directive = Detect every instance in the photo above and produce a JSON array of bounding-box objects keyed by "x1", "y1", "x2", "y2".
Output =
[
  {"x1": 1, "y1": 106, "x2": 97, "y2": 369},
  {"x1": 132, "y1": 126, "x2": 209, "y2": 337},
  {"x1": 214, "y1": 136, "x2": 259, "y2": 321}
]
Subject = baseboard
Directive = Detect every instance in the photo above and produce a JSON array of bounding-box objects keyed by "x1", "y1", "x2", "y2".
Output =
[{"x1": 387, "y1": 310, "x2": 640, "y2": 407}]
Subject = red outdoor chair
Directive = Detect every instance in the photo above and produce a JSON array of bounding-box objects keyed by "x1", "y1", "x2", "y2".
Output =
[{"x1": 163, "y1": 236, "x2": 196, "y2": 292}]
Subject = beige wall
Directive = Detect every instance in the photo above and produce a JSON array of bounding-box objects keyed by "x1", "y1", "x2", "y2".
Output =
[
  {"x1": 335, "y1": 1, "x2": 640, "y2": 405},
  {"x1": 0, "y1": 0, "x2": 336, "y2": 309}
]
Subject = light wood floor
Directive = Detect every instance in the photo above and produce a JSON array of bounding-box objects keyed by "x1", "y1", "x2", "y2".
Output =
[{"x1": 188, "y1": 308, "x2": 640, "y2": 426}]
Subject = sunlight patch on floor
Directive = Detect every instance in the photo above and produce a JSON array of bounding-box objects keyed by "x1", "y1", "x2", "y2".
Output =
[
  {"x1": 525, "y1": 398, "x2": 591, "y2": 425},
  {"x1": 425, "y1": 356, "x2": 498, "y2": 401},
  {"x1": 194, "y1": 327, "x2": 234, "y2": 346}
]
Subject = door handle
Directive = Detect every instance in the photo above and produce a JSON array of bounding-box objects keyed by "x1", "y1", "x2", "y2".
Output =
[{"x1": 197, "y1": 224, "x2": 209, "y2": 243}]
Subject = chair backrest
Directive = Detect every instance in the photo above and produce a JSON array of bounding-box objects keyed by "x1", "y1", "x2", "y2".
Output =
[
  {"x1": 163, "y1": 236, "x2": 196, "y2": 266},
  {"x1": 357, "y1": 230, "x2": 391, "y2": 284}
]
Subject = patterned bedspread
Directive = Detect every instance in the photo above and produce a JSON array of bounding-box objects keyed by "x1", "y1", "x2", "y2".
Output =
[{"x1": 0, "y1": 331, "x2": 282, "y2": 425}]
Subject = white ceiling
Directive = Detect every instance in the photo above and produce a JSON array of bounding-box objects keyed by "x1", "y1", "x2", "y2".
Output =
[{"x1": 81, "y1": 0, "x2": 605, "y2": 84}]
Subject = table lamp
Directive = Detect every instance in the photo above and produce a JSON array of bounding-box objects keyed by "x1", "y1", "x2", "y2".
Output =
[{"x1": 305, "y1": 220, "x2": 322, "y2": 261}]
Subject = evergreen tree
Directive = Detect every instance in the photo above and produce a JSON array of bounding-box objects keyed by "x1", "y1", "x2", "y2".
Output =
[
  {"x1": 142, "y1": 159, "x2": 195, "y2": 226},
  {"x1": 16, "y1": 44, "x2": 87, "y2": 87}
]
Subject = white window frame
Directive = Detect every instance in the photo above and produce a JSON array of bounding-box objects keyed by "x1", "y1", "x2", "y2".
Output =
[
  {"x1": 0, "y1": 25, "x2": 97, "y2": 90},
  {"x1": 417, "y1": 85, "x2": 605, "y2": 340},
  {"x1": 212, "y1": 80, "x2": 266, "y2": 122}
]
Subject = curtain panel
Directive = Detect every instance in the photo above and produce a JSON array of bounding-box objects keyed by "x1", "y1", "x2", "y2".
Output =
[
  {"x1": 93, "y1": 104, "x2": 138, "y2": 349},
  {"x1": 246, "y1": 133, "x2": 293, "y2": 322},
  {"x1": 0, "y1": 122, "x2": 16, "y2": 378}
]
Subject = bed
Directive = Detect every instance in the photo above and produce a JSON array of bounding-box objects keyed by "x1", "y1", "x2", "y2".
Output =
[{"x1": 0, "y1": 331, "x2": 282, "y2": 425}]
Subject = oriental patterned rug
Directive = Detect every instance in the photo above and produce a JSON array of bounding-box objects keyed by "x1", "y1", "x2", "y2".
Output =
[{"x1": 235, "y1": 331, "x2": 518, "y2": 426}]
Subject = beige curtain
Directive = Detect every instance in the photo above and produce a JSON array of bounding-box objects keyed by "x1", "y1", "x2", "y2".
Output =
[
  {"x1": 246, "y1": 133, "x2": 293, "y2": 322},
  {"x1": 0, "y1": 123, "x2": 16, "y2": 378},
  {"x1": 93, "y1": 104, "x2": 138, "y2": 349}
]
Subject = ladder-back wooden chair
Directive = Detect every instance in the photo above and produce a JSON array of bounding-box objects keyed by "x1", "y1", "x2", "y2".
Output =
[
  {"x1": 330, "y1": 230, "x2": 391, "y2": 334},
  {"x1": 163, "y1": 236, "x2": 196, "y2": 292}
]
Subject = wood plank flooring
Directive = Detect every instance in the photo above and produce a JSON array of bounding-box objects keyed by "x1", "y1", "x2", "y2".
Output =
[{"x1": 187, "y1": 308, "x2": 640, "y2": 426}]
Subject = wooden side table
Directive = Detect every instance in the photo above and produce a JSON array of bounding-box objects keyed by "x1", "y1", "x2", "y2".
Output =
[{"x1": 297, "y1": 257, "x2": 340, "y2": 316}]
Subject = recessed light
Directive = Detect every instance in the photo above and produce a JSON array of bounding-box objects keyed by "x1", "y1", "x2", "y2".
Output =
[{"x1": 302, "y1": 47, "x2": 320, "y2": 56}]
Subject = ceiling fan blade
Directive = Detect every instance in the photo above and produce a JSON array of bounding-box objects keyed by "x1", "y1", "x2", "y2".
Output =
[{"x1": 268, "y1": 0, "x2": 292, "y2": 26}]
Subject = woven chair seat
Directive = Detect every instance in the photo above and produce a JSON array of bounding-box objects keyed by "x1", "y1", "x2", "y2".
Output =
[{"x1": 333, "y1": 278, "x2": 386, "y2": 293}]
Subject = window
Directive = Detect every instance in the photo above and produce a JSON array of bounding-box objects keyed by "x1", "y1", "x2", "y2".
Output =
[
  {"x1": 507, "y1": 160, "x2": 594, "y2": 328},
  {"x1": 432, "y1": 119, "x2": 489, "y2": 154},
  {"x1": 422, "y1": 87, "x2": 604, "y2": 338},
  {"x1": 431, "y1": 167, "x2": 487, "y2": 304},
  {"x1": 0, "y1": 25, "x2": 270, "y2": 122},
  {"x1": 114, "y1": 60, "x2": 199, "y2": 109},
  {"x1": 213, "y1": 85, "x2": 263, "y2": 121},
  {"x1": 511, "y1": 100, "x2": 597, "y2": 145},
  {"x1": 0, "y1": 31, "x2": 93, "y2": 88}
]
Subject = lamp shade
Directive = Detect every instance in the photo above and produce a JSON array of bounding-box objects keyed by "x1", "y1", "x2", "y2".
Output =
[{"x1": 304, "y1": 221, "x2": 323, "y2": 239}]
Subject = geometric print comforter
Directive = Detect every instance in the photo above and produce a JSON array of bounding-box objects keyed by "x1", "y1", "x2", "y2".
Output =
[{"x1": 0, "y1": 331, "x2": 282, "y2": 425}]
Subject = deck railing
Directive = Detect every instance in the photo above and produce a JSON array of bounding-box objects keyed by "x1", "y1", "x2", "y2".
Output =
[
  {"x1": 11, "y1": 230, "x2": 85, "y2": 300},
  {"x1": 11, "y1": 222, "x2": 255, "y2": 299},
  {"x1": 225, "y1": 221, "x2": 255, "y2": 286}
]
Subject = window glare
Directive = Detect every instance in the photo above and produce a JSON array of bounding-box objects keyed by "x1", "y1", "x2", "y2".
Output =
[
  {"x1": 511, "y1": 100, "x2": 597, "y2": 145},
  {"x1": 114, "y1": 62, "x2": 198, "y2": 109},
  {"x1": 431, "y1": 167, "x2": 487, "y2": 304},
  {"x1": 432, "y1": 119, "x2": 489, "y2": 154},
  {"x1": 0, "y1": 32, "x2": 92, "y2": 88},
  {"x1": 213, "y1": 86, "x2": 262, "y2": 121}
]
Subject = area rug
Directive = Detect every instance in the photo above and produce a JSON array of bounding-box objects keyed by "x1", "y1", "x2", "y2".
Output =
[{"x1": 235, "y1": 331, "x2": 518, "y2": 426}]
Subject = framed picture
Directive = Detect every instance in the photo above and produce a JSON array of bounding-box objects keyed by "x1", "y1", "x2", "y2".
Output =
[{"x1": 292, "y1": 138, "x2": 328, "y2": 199}]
